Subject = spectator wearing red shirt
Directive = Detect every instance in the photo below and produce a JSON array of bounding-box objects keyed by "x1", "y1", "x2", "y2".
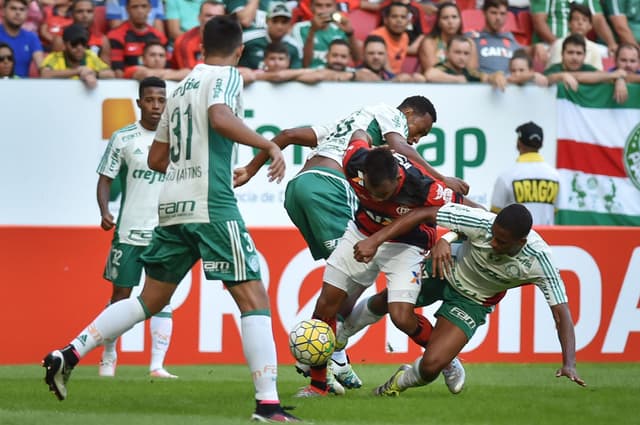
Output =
[
  {"x1": 107, "y1": 0, "x2": 166, "y2": 77},
  {"x1": 172, "y1": 0, "x2": 225, "y2": 69},
  {"x1": 40, "y1": 0, "x2": 73, "y2": 50}
]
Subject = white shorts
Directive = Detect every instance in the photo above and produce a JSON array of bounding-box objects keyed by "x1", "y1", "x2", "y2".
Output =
[{"x1": 324, "y1": 221, "x2": 424, "y2": 303}]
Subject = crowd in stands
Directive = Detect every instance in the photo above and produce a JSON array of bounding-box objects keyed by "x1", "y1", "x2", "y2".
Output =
[{"x1": 0, "y1": 0, "x2": 638, "y2": 96}]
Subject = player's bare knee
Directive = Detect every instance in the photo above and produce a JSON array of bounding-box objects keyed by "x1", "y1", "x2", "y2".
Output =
[
  {"x1": 419, "y1": 355, "x2": 444, "y2": 382},
  {"x1": 388, "y1": 305, "x2": 417, "y2": 335}
]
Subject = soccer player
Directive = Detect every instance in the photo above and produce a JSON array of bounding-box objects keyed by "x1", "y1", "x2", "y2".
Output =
[
  {"x1": 344, "y1": 203, "x2": 585, "y2": 395},
  {"x1": 96, "y1": 76, "x2": 177, "y2": 379},
  {"x1": 235, "y1": 97, "x2": 469, "y2": 394},
  {"x1": 43, "y1": 16, "x2": 299, "y2": 423},
  {"x1": 292, "y1": 134, "x2": 477, "y2": 397}
]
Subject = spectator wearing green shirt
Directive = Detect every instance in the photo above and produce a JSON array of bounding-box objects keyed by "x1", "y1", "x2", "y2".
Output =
[{"x1": 602, "y1": 0, "x2": 640, "y2": 47}]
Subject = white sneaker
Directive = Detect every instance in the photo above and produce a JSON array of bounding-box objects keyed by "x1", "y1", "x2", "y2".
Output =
[
  {"x1": 150, "y1": 368, "x2": 178, "y2": 379},
  {"x1": 326, "y1": 362, "x2": 345, "y2": 395},
  {"x1": 442, "y1": 357, "x2": 465, "y2": 394},
  {"x1": 99, "y1": 357, "x2": 117, "y2": 377},
  {"x1": 294, "y1": 361, "x2": 310, "y2": 378}
]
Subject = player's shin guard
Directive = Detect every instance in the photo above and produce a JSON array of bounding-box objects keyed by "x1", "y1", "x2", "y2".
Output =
[
  {"x1": 409, "y1": 314, "x2": 433, "y2": 348},
  {"x1": 241, "y1": 313, "x2": 279, "y2": 402}
]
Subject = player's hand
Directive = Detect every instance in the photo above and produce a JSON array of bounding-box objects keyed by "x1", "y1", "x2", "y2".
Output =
[
  {"x1": 556, "y1": 365, "x2": 586, "y2": 387},
  {"x1": 353, "y1": 238, "x2": 379, "y2": 263},
  {"x1": 429, "y1": 238, "x2": 453, "y2": 279},
  {"x1": 266, "y1": 145, "x2": 286, "y2": 183},
  {"x1": 233, "y1": 167, "x2": 251, "y2": 187},
  {"x1": 101, "y1": 213, "x2": 115, "y2": 230},
  {"x1": 442, "y1": 176, "x2": 469, "y2": 195}
]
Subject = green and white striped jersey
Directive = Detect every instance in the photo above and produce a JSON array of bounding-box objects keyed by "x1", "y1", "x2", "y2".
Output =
[
  {"x1": 436, "y1": 203, "x2": 568, "y2": 307},
  {"x1": 310, "y1": 103, "x2": 408, "y2": 165},
  {"x1": 154, "y1": 64, "x2": 244, "y2": 226},
  {"x1": 97, "y1": 121, "x2": 164, "y2": 246}
]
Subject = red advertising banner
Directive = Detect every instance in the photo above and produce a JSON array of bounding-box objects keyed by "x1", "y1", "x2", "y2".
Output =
[{"x1": 0, "y1": 226, "x2": 638, "y2": 365}]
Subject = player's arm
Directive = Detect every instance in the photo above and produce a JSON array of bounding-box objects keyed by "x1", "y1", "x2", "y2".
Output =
[
  {"x1": 96, "y1": 174, "x2": 115, "y2": 231},
  {"x1": 148, "y1": 141, "x2": 170, "y2": 172},
  {"x1": 210, "y1": 103, "x2": 285, "y2": 183},
  {"x1": 385, "y1": 132, "x2": 470, "y2": 195},
  {"x1": 353, "y1": 206, "x2": 440, "y2": 263},
  {"x1": 551, "y1": 302, "x2": 586, "y2": 387}
]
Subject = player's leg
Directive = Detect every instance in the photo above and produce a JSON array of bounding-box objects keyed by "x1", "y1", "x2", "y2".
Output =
[
  {"x1": 196, "y1": 220, "x2": 299, "y2": 422},
  {"x1": 149, "y1": 304, "x2": 177, "y2": 378}
]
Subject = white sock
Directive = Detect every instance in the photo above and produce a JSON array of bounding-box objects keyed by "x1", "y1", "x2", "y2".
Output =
[
  {"x1": 331, "y1": 349, "x2": 348, "y2": 365},
  {"x1": 72, "y1": 298, "x2": 147, "y2": 358},
  {"x1": 101, "y1": 338, "x2": 118, "y2": 362},
  {"x1": 342, "y1": 296, "x2": 384, "y2": 340},
  {"x1": 150, "y1": 304, "x2": 173, "y2": 372},
  {"x1": 398, "y1": 356, "x2": 427, "y2": 389},
  {"x1": 241, "y1": 313, "x2": 279, "y2": 402}
]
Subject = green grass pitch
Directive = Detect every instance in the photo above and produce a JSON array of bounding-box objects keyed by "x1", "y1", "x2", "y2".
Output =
[{"x1": 0, "y1": 363, "x2": 636, "y2": 425}]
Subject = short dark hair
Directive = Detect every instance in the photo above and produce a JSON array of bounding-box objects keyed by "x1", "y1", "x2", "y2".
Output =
[
  {"x1": 569, "y1": 3, "x2": 591, "y2": 21},
  {"x1": 398, "y1": 95, "x2": 437, "y2": 123},
  {"x1": 363, "y1": 34, "x2": 386, "y2": 49},
  {"x1": 615, "y1": 43, "x2": 640, "y2": 61},
  {"x1": 200, "y1": 0, "x2": 225, "y2": 14},
  {"x1": 143, "y1": 41, "x2": 165, "y2": 54},
  {"x1": 447, "y1": 34, "x2": 472, "y2": 51},
  {"x1": 0, "y1": 42, "x2": 15, "y2": 77},
  {"x1": 202, "y1": 15, "x2": 242, "y2": 57},
  {"x1": 482, "y1": 0, "x2": 508, "y2": 12},
  {"x1": 5, "y1": 0, "x2": 29, "y2": 7},
  {"x1": 429, "y1": 2, "x2": 462, "y2": 38},
  {"x1": 383, "y1": 2, "x2": 409, "y2": 18},
  {"x1": 139, "y1": 76, "x2": 166, "y2": 98},
  {"x1": 494, "y1": 204, "x2": 532, "y2": 240},
  {"x1": 562, "y1": 33, "x2": 586, "y2": 53},
  {"x1": 71, "y1": 0, "x2": 94, "y2": 12},
  {"x1": 509, "y1": 48, "x2": 531, "y2": 68},
  {"x1": 265, "y1": 41, "x2": 290, "y2": 57},
  {"x1": 364, "y1": 147, "x2": 398, "y2": 188},
  {"x1": 328, "y1": 38, "x2": 351, "y2": 51}
]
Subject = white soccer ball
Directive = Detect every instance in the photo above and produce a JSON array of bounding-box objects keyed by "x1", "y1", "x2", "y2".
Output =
[{"x1": 288, "y1": 319, "x2": 336, "y2": 366}]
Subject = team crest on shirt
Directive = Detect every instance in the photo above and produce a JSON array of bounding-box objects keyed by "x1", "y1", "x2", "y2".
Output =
[{"x1": 248, "y1": 254, "x2": 260, "y2": 273}]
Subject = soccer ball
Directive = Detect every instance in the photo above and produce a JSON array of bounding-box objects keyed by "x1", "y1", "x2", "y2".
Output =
[{"x1": 288, "y1": 319, "x2": 336, "y2": 366}]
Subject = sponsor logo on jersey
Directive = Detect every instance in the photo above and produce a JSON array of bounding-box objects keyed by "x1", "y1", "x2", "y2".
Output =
[
  {"x1": 479, "y1": 46, "x2": 513, "y2": 58},
  {"x1": 511, "y1": 179, "x2": 559, "y2": 204},
  {"x1": 173, "y1": 77, "x2": 200, "y2": 97},
  {"x1": 128, "y1": 229, "x2": 153, "y2": 242},
  {"x1": 450, "y1": 306, "x2": 476, "y2": 330},
  {"x1": 624, "y1": 123, "x2": 640, "y2": 190},
  {"x1": 122, "y1": 132, "x2": 142, "y2": 142},
  {"x1": 133, "y1": 148, "x2": 144, "y2": 155},
  {"x1": 396, "y1": 205, "x2": 411, "y2": 215},
  {"x1": 203, "y1": 261, "x2": 231, "y2": 273},
  {"x1": 132, "y1": 169, "x2": 166, "y2": 184},
  {"x1": 433, "y1": 184, "x2": 454, "y2": 203},
  {"x1": 158, "y1": 200, "x2": 196, "y2": 217}
]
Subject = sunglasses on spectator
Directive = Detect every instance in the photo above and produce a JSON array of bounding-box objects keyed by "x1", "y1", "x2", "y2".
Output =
[
  {"x1": 70, "y1": 39, "x2": 88, "y2": 48},
  {"x1": 0, "y1": 55, "x2": 14, "y2": 62}
]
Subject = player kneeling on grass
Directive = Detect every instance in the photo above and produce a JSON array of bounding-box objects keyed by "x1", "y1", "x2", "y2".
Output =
[{"x1": 339, "y1": 203, "x2": 585, "y2": 396}]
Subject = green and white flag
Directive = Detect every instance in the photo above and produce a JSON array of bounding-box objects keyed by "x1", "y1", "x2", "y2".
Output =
[{"x1": 556, "y1": 83, "x2": 640, "y2": 225}]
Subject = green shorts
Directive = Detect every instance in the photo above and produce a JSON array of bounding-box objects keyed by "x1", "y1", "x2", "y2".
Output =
[
  {"x1": 284, "y1": 167, "x2": 358, "y2": 260},
  {"x1": 103, "y1": 242, "x2": 146, "y2": 288},
  {"x1": 140, "y1": 221, "x2": 261, "y2": 285},
  {"x1": 418, "y1": 259, "x2": 493, "y2": 340}
]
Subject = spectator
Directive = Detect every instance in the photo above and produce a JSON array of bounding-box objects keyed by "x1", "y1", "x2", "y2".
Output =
[
  {"x1": 491, "y1": 121, "x2": 560, "y2": 225},
  {"x1": 418, "y1": 1, "x2": 462, "y2": 71},
  {"x1": 240, "y1": 2, "x2": 303, "y2": 69},
  {"x1": 602, "y1": 0, "x2": 640, "y2": 47},
  {"x1": 547, "y1": 3, "x2": 604, "y2": 71},
  {"x1": 165, "y1": 0, "x2": 201, "y2": 41},
  {"x1": 39, "y1": 0, "x2": 73, "y2": 50},
  {"x1": 23, "y1": 0, "x2": 45, "y2": 34},
  {"x1": 0, "y1": 41, "x2": 18, "y2": 78},
  {"x1": 225, "y1": 0, "x2": 271, "y2": 29},
  {"x1": 468, "y1": 0, "x2": 546, "y2": 74},
  {"x1": 354, "y1": 33, "x2": 424, "y2": 81},
  {"x1": 40, "y1": 23, "x2": 114, "y2": 87},
  {"x1": 545, "y1": 34, "x2": 626, "y2": 93},
  {"x1": 379, "y1": 0, "x2": 430, "y2": 51},
  {"x1": 107, "y1": 0, "x2": 167, "y2": 78},
  {"x1": 51, "y1": 0, "x2": 111, "y2": 65},
  {"x1": 531, "y1": 0, "x2": 618, "y2": 57},
  {"x1": 295, "y1": 38, "x2": 358, "y2": 81},
  {"x1": 0, "y1": 0, "x2": 44, "y2": 77},
  {"x1": 105, "y1": 0, "x2": 165, "y2": 34},
  {"x1": 252, "y1": 41, "x2": 318, "y2": 81},
  {"x1": 425, "y1": 34, "x2": 507, "y2": 89},
  {"x1": 507, "y1": 48, "x2": 548, "y2": 85},
  {"x1": 124, "y1": 41, "x2": 189, "y2": 80},
  {"x1": 370, "y1": 2, "x2": 412, "y2": 74},
  {"x1": 291, "y1": 0, "x2": 362, "y2": 68},
  {"x1": 172, "y1": 0, "x2": 225, "y2": 69},
  {"x1": 611, "y1": 43, "x2": 640, "y2": 103}
]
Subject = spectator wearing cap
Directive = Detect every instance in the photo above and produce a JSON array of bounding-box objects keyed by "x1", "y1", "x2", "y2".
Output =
[
  {"x1": 172, "y1": 0, "x2": 226, "y2": 69},
  {"x1": 40, "y1": 23, "x2": 115, "y2": 88},
  {"x1": 491, "y1": 121, "x2": 561, "y2": 225},
  {"x1": 240, "y1": 2, "x2": 303, "y2": 69},
  {"x1": 0, "y1": 0, "x2": 44, "y2": 77}
]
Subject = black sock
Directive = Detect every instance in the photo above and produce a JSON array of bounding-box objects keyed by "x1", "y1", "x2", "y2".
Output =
[
  {"x1": 61, "y1": 344, "x2": 80, "y2": 368},
  {"x1": 310, "y1": 379, "x2": 327, "y2": 391},
  {"x1": 255, "y1": 400, "x2": 282, "y2": 415}
]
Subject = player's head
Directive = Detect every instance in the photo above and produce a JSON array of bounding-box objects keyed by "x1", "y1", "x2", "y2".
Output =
[
  {"x1": 363, "y1": 147, "x2": 400, "y2": 201},
  {"x1": 491, "y1": 204, "x2": 532, "y2": 256},
  {"x1": 137, "y1": 77, "x2": 166, "y2": 129},
  {"x1": 202, "y1": 15, "x2": 243, "y2": 61},
  {"x1": 398, "y1": 96, "x2": 437, "y2": 145}
]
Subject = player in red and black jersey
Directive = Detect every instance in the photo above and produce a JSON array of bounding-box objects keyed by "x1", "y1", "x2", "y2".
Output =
[{"x1": 107, "y1": 0, "x2": 167, "y2": 77}]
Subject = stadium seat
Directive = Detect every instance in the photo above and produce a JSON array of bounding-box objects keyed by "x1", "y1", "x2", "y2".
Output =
[
  {"x1": 348, "y1": 9, "x2": 379, "y2": 42},
  {"x1": 92, "y1": 5, "x2": 108, "y2": 35},
  {"x1": 602, "y1": 56, "x2": 615, "y2": 71},
  {"x1": 461, "y1": 9, "x2": 484, "y2": 33},
  {"x1": 401, "y1": 55, "x2": 420, "y2": 73},
  {"x1": 456, "y1": 0, "x2": 476, "y2": 11},
  {"x1": 514, "y1": 10, "x2": 533, "y2": 46}
]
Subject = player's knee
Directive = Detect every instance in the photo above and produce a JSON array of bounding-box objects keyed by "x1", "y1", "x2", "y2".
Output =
[
  {"x1": 388, "y1": 305, "x2": 416, "y2": 335},
  {"x1": 420, "y1": 353, "x2": 450, "y2": 381},
  {"x1": 368, "y1": 290, "x2": 389, "y2": 315}
]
